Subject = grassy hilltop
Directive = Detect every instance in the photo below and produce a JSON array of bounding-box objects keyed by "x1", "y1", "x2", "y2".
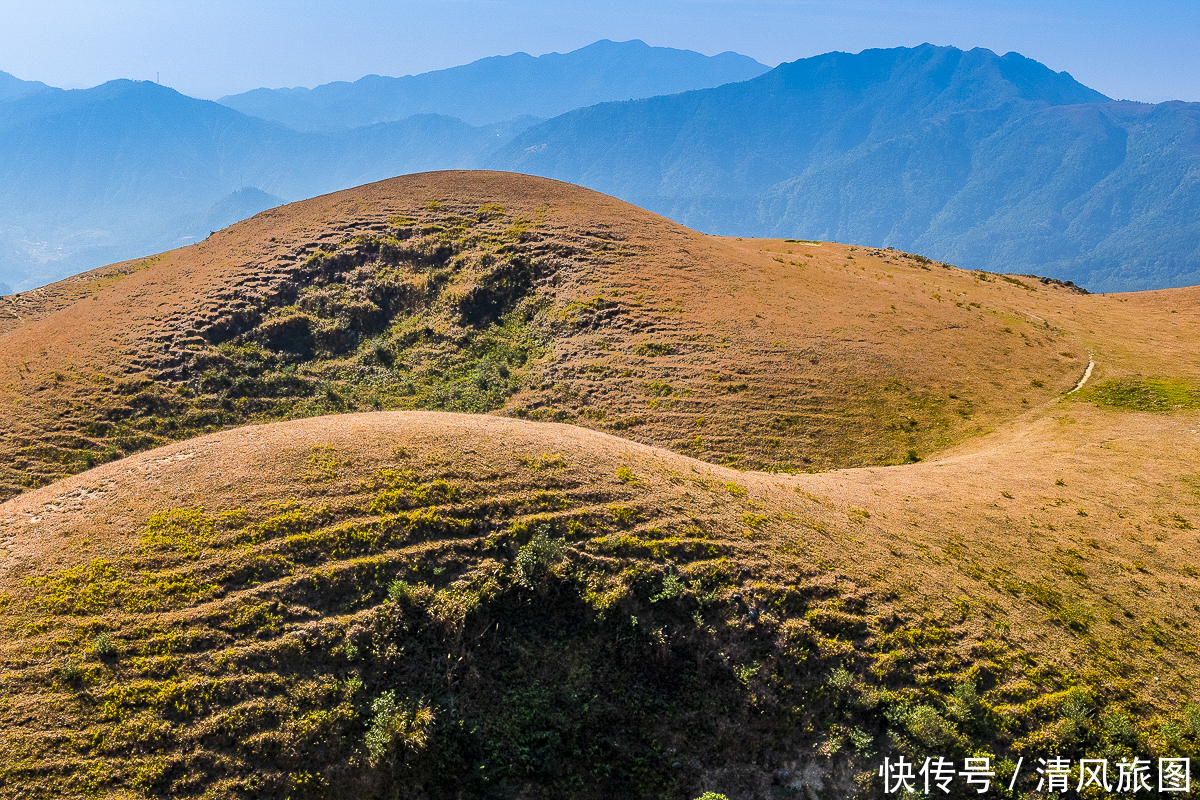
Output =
[
  {"x1": 0, "y1": 171, "x2": 1198, "y2": 798},
  {"x1": 0, "y1": 171, "x2": 1092, "y2": 499}
]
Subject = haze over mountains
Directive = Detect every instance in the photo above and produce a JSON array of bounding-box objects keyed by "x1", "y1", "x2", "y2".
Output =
[
  {"x1": 494, "y1": 44, "x2": 1200, "y2": 292},
  {"x1": 0, "y1": 80, "x2": 533, "y2": 291},
  {"x1": 1, "y1": 41, "x2": 1198, "y2": 294},
  {"x1": 0, "y1": 70, "x2": 52, "y2": 102},
  {"x1": 0, "y1": 41, "x2": 766, "y2": 293},
  {"x1": 219, "y1": 38, "x2": 770, "y2": 131}
]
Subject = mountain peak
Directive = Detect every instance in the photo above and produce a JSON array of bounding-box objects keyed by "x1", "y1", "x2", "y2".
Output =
[
  {"x1": 767, "y1": 44, "x2": 1108, "y2": 110},
  {"x1": 994, "y1": 49, "x2": 1110, "y2": 104},
  {"x1": 491, "y1": 45, "x2": 1193, "y2": 291}
]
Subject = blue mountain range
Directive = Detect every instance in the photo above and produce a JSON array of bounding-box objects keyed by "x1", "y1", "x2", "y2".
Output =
[{"x1": 0, "y1": 42, "x2": 1196, "y2": 293}]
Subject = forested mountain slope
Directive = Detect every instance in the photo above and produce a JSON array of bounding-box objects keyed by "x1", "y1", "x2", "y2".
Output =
[{"x1": 493, "y1": 44, "x2": 1200, "y2": 291}]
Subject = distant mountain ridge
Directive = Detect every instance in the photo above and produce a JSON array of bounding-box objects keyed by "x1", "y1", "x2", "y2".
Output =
[
  {"x1": 0, "y1": 70, "x2": 51, "y2": 102},
  {"x1": 0, "y1": 82, "x2": 534, "y2": 290},
  {"x1": 1, "y1": 43, "x2": 1198, "y2": 294},
  {"x1": 491, "y1": 44, "x2": 1199, "y2": 291},
  {"x1": 498, "y1": 45, "x2": 1107, "y2": 202},
  {"x1": 0, "y1": 41, "x2": 767, "y2": 292},
  {"x1": 218, "y1": 39, "x2": 770, "y2": 131}
]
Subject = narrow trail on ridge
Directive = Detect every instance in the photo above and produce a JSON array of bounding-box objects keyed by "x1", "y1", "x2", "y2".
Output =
[{"x1": 1068, "y1": 353, "x2": 1096, "y2": 393}]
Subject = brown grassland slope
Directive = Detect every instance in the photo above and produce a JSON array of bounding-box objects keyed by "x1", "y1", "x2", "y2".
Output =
[
  {"x1": 0, "y1": 172, "x2": 1198, "y2": 799},
  {"x1": 0, "y1": 171, "x2": 1092, "y2": 499}
]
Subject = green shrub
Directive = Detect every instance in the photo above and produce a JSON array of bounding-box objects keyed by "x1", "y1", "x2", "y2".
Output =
[
  {"x1": 143, "y1": 508, "x2": 214, "y2": 555},
  {"x1": 92, "y1": 632, "x2": 118, "y2": 657},
  {"x1": 828, "y1": 666, "x2": 854, "y2": 691},
  {"x1": 634, "y1": 342, "x2": 673, "y2": 357},
  {"x1": 608, "y1": 505, "x2": 639, "y2": 527},
  {"x1": 305, "y1": 444, "x2": 340, "y2": 482},
  {"x1": 515, "y1": 526, "x2": 566, "y2": 588},
  {"x1": 950, "y1": 681, "x2": 979, "y2": 722},
  {"x1": 476, "y1": 203, "x2": 505, "y2": 221},
  {"x1": 651, "y1": 570, "x2": 684, "y2": 603},
  {"x1": 57, "y1": 657, "x2": 84, "y2": 684},
  {"x1": 743, "y1": 513, "x2": 768, "y2": 529},
  {"x1": 364, "y1": 691, "x2": 435, "y2": 767},
  {"x1": 905, "y1": 704, "x2": 961, "y2": 750},
  {"x1": 734, "y1": 662, "x2": 760, "y2": 685}
]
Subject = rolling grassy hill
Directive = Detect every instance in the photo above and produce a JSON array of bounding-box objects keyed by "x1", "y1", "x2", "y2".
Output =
[
  {"x1": 0, "y1": 171, "x2": 1095, "y2": 499},
  {"x1": 1, "y1": 172, "x2": 1198, "y2": 798}
]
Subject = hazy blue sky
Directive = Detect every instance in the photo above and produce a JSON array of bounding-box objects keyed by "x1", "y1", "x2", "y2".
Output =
[{"x1": 1, "y1": 0, "x2": 1196, "y2": 102}]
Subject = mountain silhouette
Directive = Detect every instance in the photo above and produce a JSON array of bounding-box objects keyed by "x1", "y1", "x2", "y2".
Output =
[
  {"x1": 491, "y1": 44, "x2": 1199, "y2": 291},
  {"x1": 0, "y1": 81, "x2": 522, "y2": 290},
  {"x1": 2, "y1": 44, "x2": 1198, "y2": 294},
  {"x1": 0, "y1": 70, "x2": 51, "y2": 102},
  {"x1": 219, "y1": 39, "x2": 769, "y2": 131}
]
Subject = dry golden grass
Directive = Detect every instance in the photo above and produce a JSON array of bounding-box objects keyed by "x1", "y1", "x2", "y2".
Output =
[
  {"x1": 0, "y1": 171, "x2": 1198, "y2": 798},
  {"x1": 0, "y1": 171, "x2": 1103, "y2": 499}
]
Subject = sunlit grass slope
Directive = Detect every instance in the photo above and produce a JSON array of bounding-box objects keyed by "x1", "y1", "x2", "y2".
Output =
[
  {"x1": 0, "y1": 171, "x2": 1198, "y2": 799},
  {"x1": 0, "y1": 171, "x2": 1097, "y2": 502}
]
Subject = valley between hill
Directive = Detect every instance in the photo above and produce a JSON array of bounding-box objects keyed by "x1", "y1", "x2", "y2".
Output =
[{"x1": 0, "y1": 172, "x2": 1198, "y2": 799}]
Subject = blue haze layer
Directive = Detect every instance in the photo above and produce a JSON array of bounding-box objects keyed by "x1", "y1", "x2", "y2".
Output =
[{"x1": 0, "y1": 41, "x2": 1197, "y2": 294}]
